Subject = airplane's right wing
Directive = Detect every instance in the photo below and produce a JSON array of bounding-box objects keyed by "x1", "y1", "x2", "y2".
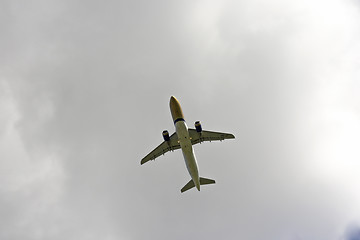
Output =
[
  {"x1": 141, "y1": 133, "x2": 181, "y2": 165},
  {"x1": 188, "y1": 129, "x2": 235, "y2": 145}
]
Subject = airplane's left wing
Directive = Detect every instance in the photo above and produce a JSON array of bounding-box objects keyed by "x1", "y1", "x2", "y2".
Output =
[
  {"x1": 141, "y1": 133, "x2": 181, "y2": 165},
  {"x1": 188, "y1": 129, "x2": 235, "y2": 145}
]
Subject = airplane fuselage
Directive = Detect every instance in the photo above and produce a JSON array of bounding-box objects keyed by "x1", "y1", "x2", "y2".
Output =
[
  {"x1": 170, "y1": 96, "x2": 201, "y2": 191},
  {"x1": 175, "y1": 120, "x2": 200, "y2": 190}
]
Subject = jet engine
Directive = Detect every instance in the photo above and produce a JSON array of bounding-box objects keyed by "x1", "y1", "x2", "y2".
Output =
[
  {"x1": 162, "y1": 130, "x2": 170, "y2": 141},
  {"x1": 195, "y1": 121, "x2": 202, "y2": 132}
]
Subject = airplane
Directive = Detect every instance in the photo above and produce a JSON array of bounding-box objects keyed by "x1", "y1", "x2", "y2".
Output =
[{"x1": 141, "y1": 96, "x2": 235, "y2": 193}]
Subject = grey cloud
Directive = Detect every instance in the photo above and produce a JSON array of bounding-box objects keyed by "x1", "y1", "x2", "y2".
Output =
[
  {"x1": 344, "y1": 224, "x2": 360, "y2": 240},
  {"x1": 1, "y1": 0, "x2": 360, "y2": 239}
]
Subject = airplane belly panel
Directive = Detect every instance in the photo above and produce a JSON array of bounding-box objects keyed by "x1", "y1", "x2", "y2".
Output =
[{"x1": 175, "y1": 121, "x2": 200, "y2": 187}]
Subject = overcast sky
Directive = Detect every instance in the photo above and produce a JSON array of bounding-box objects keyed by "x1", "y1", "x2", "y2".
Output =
[{"x1": 1, "y1": 0, "x2": 360, "y2": 239}]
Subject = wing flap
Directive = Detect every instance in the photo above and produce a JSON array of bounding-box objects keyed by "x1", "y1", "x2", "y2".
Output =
[
  {"x1": 141, "y1": 132, "x2": 180, "y2": 165},
  {"x1": 188, "y1": 129, "x2": 235, "y2": 145}
]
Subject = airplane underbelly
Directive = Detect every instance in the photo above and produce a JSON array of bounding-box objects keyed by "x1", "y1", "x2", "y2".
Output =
[{"x1": 175, "y1": 121, "x2": 199, "y2": 181}]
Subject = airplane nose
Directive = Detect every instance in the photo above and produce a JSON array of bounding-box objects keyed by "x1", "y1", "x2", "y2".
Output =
[
  {"x1": 170, "y1": 96, "x2": 178, "y2": 107},
  {"x1": 169, "y1": 96, "x2": 184, "y2": 123}
]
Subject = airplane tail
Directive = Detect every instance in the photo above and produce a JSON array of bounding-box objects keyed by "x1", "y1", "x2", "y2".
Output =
[{"x1": 180, "y1": 177, "x2": 216, "y2": 193}]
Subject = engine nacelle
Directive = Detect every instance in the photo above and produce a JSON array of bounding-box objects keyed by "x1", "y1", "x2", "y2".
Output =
[
  {"x1": 195, "y1": 121, "x2": 202, "y2": 132},
  {"x1": 162, "y1": 130, "x2": 170, "y2": 141}
]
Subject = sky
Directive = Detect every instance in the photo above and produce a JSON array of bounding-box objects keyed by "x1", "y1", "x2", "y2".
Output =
[{"x1": 1, "y1": 0, "x2": 360, "y2": 239}]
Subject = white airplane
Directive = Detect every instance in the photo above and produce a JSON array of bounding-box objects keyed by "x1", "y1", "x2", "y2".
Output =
[{"x1": 141, "y1": 96, "x2": 235, "y2": 193}]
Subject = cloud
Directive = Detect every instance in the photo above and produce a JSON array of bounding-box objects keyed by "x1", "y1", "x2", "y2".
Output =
[
  {"x1": 0, "y1": 81, "x2": 65, "y2": 239},
  {"x1": 1, "y1": 0, "x2": 360, "y2": 239},
  {"x1": 345, "y1": 225, "x2": 360, "y2": 240}
]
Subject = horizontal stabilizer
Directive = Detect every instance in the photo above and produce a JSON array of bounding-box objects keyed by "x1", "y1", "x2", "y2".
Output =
[
  {"x1": 200, "y1": 177, "x2": 216, "y2": 185},
  {"x1": 181, "y1": 177, "x2": 216, "y2": 193},
  {"x1": 181, "y1": 179, "x2": 195, "y2": 193}
]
